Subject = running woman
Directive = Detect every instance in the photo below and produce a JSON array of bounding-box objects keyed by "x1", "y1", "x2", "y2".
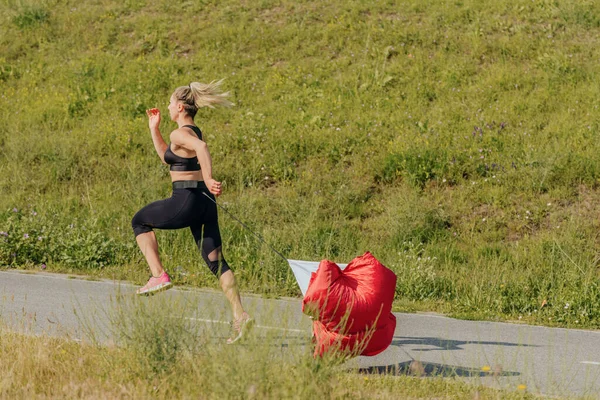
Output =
[{"x1": 132, "y1": 80, "x2": 253, "y2": 343}]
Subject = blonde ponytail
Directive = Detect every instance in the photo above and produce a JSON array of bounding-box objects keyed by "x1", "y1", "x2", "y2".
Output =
[
  {"x1": 173, "y1": 79, "x2": 233, "y2": 118},
  {"x1": 190, "y1": 80, "x2": 233, "y2": 109}
]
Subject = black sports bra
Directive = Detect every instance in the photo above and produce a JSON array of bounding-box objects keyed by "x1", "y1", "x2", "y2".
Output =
[{"x1": 164, "y1": 125, "x2": 203, "y2": 172}]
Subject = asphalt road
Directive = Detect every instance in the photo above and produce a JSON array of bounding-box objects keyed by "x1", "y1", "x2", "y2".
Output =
[{"x1": 2, "y1": 269, "x2": 600, "y2": 398}]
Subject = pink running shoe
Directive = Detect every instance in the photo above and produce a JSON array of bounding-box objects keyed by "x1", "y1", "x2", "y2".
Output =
[
  {"x1": 227, "y1": 312, "x2": 254, "y2": 344},
  {"x1": 136, "y1": 272, "x2": 173, "y2": 295}
]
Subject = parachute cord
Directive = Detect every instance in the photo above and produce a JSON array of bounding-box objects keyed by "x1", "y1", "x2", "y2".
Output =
[{"x1": 202, "y1": 192, "x2": 288, "y2": 263}]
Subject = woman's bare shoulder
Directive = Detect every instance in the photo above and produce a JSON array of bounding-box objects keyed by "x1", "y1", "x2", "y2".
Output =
[{"x1": 170, "y1": 127, "x2": 202, "y2": 145}]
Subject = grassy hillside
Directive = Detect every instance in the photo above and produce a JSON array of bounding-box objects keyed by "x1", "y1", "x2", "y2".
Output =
[{"x1": 3, "y1": 0, "x2": 600, "y2": 327}]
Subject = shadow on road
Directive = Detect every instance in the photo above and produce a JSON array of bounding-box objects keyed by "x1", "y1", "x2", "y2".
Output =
[
  {"x1": 391, "y1": 336, "x2": 538, "y2": 351},
  {"x1": 358, "y1": 361, "x2": 521, "y2": 378}
]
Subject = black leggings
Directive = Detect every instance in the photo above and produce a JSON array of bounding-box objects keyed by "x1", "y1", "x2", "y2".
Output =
[{"x1": 131, "y1": 182, "x2": 230, "y2": 276}]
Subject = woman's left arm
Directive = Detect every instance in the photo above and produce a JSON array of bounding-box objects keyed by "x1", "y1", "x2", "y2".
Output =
[{"x1": 171, "y1": 129, "x2": 222, "y2": 196}]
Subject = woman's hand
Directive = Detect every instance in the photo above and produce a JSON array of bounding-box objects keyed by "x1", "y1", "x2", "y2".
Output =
[
  {"x1": 205, "y1": 179, "x2": 222, "y2": 197},
  {"x1": 146, "y1": 108, "x2": 161, "y2": 131}
]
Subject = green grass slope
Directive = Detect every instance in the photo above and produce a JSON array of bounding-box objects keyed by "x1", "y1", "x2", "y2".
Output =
[{"x1": 3, "y1": 0, "x2": 600, "y2": 327}]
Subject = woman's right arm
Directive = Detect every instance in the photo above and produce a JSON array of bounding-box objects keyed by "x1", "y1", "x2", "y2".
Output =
[{"x1": 146, "y1": 108, "x2": 168, "y2": 164}]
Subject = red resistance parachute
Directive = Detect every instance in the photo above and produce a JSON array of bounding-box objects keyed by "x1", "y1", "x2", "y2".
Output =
[{"x1": 302, "y1": 252, "x2": 397, "y2": 358}]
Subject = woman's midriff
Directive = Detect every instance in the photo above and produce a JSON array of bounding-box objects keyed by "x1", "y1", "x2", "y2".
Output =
[{"x1": 170, "y1": 170, "x2": 203, "y2": 182}]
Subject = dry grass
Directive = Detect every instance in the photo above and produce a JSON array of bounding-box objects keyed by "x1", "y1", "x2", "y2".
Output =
[{"x1": 0, "y1": 293, "x2": 543, "y2": 400}]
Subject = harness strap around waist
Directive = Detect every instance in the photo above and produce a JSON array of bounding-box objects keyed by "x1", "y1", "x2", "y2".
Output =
[{"x1": 172, "y1": 181, "x2": 205, "y2": 189}]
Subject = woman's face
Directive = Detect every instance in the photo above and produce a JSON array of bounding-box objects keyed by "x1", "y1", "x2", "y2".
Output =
[{"x1": 167, "y1": 95, "x2": 181, "y2": 121}]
